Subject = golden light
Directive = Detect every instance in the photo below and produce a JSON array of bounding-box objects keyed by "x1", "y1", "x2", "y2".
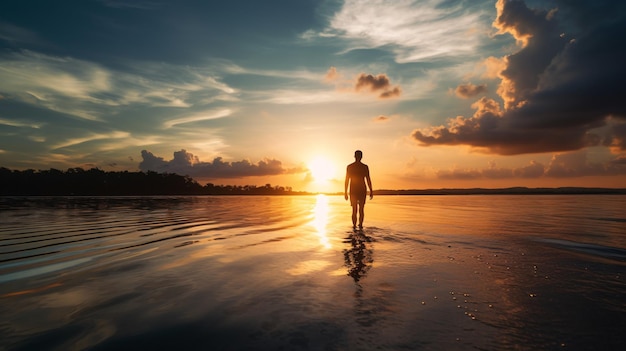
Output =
[
  {"x1": 311, "y1": 194, "x2": 331, "y2": 248},
  {"x1": 308, "y1": 157, "x2": 337, "y2": 182}
]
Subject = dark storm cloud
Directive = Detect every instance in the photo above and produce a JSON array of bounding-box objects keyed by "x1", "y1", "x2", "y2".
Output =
[
  {"x1": 455, "y1": 83, "x2": 487, "y2": 99},
  {"x1": 139, "y1": 149, "x2": 303, "y2": 178},
  {"x1": 355, "y1": 73, "x2": 401, "y2": 99},
  {"x1": 412, "y1": 0, "x2": 626, "y2": 155}
]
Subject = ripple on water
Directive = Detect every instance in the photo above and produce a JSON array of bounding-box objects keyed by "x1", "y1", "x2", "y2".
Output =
[
  {"x1": 537, "y1": 238, "x2": 626, "y2": 262},
  {"x1": 0, "y1": 196, "x2": 311, "y2": 285},
  {"x1": 1, "y1": 195, "x2": 625, "y2": 351}
]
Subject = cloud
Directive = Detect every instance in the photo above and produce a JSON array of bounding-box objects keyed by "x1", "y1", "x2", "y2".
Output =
[
  {"x1": 257, "y1": 89, "x2": 342, "y2": 105},
  {"x1": 435, "y1": 151, "x2": 626, "y2": 180},
  {"x1": 436, "y1": 168, "x2": 482, "y2": 180},
  {"x1": 545, "y1": 152, "x2": 626, "y2": 177},
  {"x1": 325, "y1": 66, "x2": 339, "y2": 82},
  {"x1": 374, "y1": 115, "x2": 390, "y2": 122},
  {"x1": 412, "y1": 0, "x2": 626, "y2": 155},
  {"x1": 604, "y1": 119, "x2": 626, "y2": 152},
  {"x1": 324, "y1": 0, "x2": 487, "y2": 63},
  {"x1": 0, "y1": 50, "x2": 238, "y2": 121},
  {"x1": 436, "y1": 159, "x2": 544, "y2": 180},
  {"x1": 355, "y1": 73, "x2": 401, "y2": 99},
  {"x1": 513, "y1": 160, "x2": 545, "y2": 178},
  {"x1": 0, "y1": 117, "x2": 43, "y2": 129},
  {"x1": 52, "y1": 131, "x2": 130, "y2": 150},
  {"x1": 455, "y1": 83, "x2": 487, "y2": 99},
  {"x1": 139, "y1": 149, "x2": 304, "y2": 179},
  {"x1": 217, "y1": 60, "x2": 321, "y2": 82},
  {"x1": 163, "y1": 109, "x2": 232, "y2": 128}
]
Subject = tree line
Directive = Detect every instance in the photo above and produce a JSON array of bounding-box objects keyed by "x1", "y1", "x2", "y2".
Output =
[{"x1": 0, "y1": 167, "x2": 308, "y2": 196}]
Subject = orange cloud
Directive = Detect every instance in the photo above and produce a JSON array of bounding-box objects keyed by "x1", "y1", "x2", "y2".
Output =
[
  {"x1": 493, "y1": 0, "x2": 534, "y2": 47},
  {"x1": 482, "y1": 56, "x2": 506, "y2": 79},
  {"x1": 325, "y1": 66, "x2": 338, "y2": 82}
]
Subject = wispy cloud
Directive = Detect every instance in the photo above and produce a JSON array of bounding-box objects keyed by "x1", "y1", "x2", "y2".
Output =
[
  {"x1": 324, "y1": 0, "x2": 487, "y2": 62},
  {"x1": 0, "y1": 117, "x2": 43, "y2": 129},
  {"x1": 257, "y1": 89, "x2": 344, "y2": 105},
  {"x1": 0, "y1": 51, "x2": 238, "y2": 121},
  {"x1": 52, "y1": 131, "x2": 130, "y2": 150},
  {"x1": 215, "y1": 61, "x2": 322, "y2": 81},
  {"x1": 0, "y1": 51, "x2": 112, "y2": 121},
  {"x1": 163, "y1": 109, "x2": 232, "y2": 128}
]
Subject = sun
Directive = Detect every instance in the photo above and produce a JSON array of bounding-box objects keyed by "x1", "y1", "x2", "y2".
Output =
[{"x1": 308, "y1": 157, "x2": 337, "y2": 183}]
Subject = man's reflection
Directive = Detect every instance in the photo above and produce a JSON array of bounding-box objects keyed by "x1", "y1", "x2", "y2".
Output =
[{"x1": 343, "y1": 229, "x2": 374, "y2": 283}]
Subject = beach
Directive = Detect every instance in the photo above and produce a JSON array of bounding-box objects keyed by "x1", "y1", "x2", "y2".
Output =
[{"x1": 1, "y1": 195, "x2": 625, "y2": 350}]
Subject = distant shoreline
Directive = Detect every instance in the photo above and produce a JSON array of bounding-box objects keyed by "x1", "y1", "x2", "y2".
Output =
[
  {"x1": 1, "y1": 168, "x2": 624, "y2": 196},
  {"x1": 366, "y1": 187, "x2": 626, "y2": 195},
  {"x1": 2, "y1": 188, "x2": 625, "y2": 197}
]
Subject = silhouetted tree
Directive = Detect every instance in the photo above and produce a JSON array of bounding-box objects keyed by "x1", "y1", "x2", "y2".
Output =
[{"x1": 0, "y1": 167, "x2": 308, "y2": 196}]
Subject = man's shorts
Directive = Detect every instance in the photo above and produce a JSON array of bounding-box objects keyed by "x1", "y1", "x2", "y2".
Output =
[{"x1": 350, "y1": 191, "x2": 367, "y2": 206}]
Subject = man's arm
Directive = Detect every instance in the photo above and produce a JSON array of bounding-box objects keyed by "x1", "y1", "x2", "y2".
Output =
[
  {"x1": 366, "y1": 166, "x2": 373, "y2": 199},
  {"x1": 344, "y1": 166, "x2": 350, "y2": 200}
]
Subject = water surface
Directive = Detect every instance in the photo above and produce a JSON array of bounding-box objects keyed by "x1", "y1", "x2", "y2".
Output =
[{"x1": 1, "y1": 195, "x2": 625, "y2": 350}]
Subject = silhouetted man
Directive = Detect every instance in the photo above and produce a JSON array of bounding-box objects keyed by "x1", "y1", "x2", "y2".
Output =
[{"x1": 344, "y1": 150, "x2": 373, "y2": 230}]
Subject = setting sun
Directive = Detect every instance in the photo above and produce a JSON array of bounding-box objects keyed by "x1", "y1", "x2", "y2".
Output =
[{"x1": 308, "y1": 157, "x2": 337, "y2": 183}]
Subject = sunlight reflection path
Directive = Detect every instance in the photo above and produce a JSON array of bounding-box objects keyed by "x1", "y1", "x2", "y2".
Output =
[{"x1": 311, "y1": 194, "x2": 331, "y2": 249}]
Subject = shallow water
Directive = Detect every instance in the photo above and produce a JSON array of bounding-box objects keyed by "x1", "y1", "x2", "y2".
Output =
[{"x1": 1, "y1": 195, "x2": 625, "y2": 350}]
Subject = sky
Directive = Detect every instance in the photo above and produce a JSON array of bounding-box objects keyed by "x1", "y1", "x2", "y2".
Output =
[{"x1": 1, "y1": 0, "x2": 625, "y2": 192}]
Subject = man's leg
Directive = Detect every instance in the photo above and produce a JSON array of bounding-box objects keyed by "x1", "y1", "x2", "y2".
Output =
[
  {"x1": 351, "y1": 204, "x2": 358, "y2": 228},
  {"x1": 358, "y1": 203, "x2": 365, "y2": 228}
]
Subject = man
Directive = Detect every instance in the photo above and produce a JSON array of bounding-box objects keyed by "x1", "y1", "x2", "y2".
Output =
[{"x1": 344, "y1": 150, "x2": 373, "y2": 230}]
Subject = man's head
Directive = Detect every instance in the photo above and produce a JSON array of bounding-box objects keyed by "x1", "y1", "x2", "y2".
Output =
[{"x1": 354, "y1": 150, "x2": 363, "y2": 161}]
